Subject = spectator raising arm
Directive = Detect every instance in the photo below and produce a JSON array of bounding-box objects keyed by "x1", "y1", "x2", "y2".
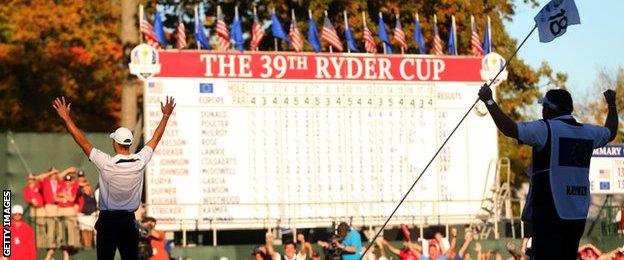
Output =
[
  {"x1": 52, "y1": 97, "x2": 93, "y2": 156},
  {"x1": 603, "y1": 90, "x2": 619, "y2": 141},
  {"x1": 145, "y1": 96, "x2": 176, "y2": 150}
]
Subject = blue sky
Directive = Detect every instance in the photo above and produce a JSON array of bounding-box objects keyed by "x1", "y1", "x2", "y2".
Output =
[{"x1": 505, "y1": 0, "x2": 624, "y2": 94}]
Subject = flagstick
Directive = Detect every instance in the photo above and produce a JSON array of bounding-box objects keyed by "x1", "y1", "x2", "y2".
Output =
[
  {"x1": 360, "y1": 24, "x2": 538, "y2": 259},
  {"x1": 343, "y1": 11, "x2": 350, "y2": 53},
  {"x1": 380, "y1": 12, "x2": 387, "y2": 54}
]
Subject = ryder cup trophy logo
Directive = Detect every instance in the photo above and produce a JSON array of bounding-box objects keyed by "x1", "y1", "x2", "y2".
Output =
[
  {"x1": 475, "y1": 52, "x2": 508, "y2": 116},
  {"x1": 129, "y1": 44, "x2": 161, "y2": 81},
  {"x1": 480, "y1": 52, "x2": 507, "y2": 87}
]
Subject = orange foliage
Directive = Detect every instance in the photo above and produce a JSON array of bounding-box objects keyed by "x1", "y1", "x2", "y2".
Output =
[{"x1": 0, "y1": 0, "x2": 125, "y2": 132}]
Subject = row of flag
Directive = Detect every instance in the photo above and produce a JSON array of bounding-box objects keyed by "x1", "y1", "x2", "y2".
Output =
[{"x1": 140, "y1": 5, "x2": 493, "y2": 56}]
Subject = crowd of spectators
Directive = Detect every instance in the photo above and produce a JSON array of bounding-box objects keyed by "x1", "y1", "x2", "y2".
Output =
[{"x1": 11, "y1": 167, "x2": 169, "y2": 260}]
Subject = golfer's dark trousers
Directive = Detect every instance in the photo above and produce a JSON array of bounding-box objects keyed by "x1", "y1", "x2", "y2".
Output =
[
  {"x1": 531, "y1": 172, "x2": 585, "y2": 260},
  {"x1": 95, "y1": 210, "x2": 139, "y2": 260}
]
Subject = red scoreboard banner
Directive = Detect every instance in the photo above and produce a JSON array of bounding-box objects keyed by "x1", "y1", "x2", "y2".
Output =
[{"x1": 156, "y1": 51, "x2": 484, "y2": 82}]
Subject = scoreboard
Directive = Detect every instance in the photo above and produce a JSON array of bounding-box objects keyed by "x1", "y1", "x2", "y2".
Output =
[
  {"x1": 143, "y1": 51, "x2": 498, "y2": 230},
  {"x1": 589, "y1": 144, "x2": 624, "y2": 194}
]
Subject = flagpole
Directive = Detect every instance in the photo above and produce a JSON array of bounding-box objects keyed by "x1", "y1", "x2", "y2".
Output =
[
  {"x1": 452, "y1": 15, "x2": 457, "y2": 55},
  {"x1": 380, "y1": 12, "x2": 386, "y2": 55},
  {"x1": 470, "y1": 15, "x2": 475, "y2": 55},
  {"x1": 343, "y1": 11, "x2": 350, "y2": 53},
  {"x1": 195, "y1": 5, "x2": 200, "y2": 50},
  {"x1": 139, "y1": 5, "x2": 144, "y2": 44},
  {"x1": 397, "y1": 13, "x2": 404, "y2": 54},
  {"x1": 273, "y1": 8, "x2": 279, "y2": 51},
  {"x1": 433, "y1": 14, "x2": 438, "y2": 55},
  {"x1": 291, "y1": 9, "x2": 296, "y2": 52},
  {"x1": 487, "y1": 16, "x2": 492, "y2": 52},
  {"x1": 253, "y1": 6, "x2": 259, "y2": 51},
  {"x1": 217, "y1": 5, "x2": 222, "y2": 51},
  {"x1": 325, "y1": 10, "x2": 333, "y2": 53}
]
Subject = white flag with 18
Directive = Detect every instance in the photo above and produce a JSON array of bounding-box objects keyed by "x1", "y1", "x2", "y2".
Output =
[{"x1": 534, "y1": 0, "x2": 580, "y2": 43}]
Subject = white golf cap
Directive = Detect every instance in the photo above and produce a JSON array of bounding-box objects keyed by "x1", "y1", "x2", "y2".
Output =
[
  {"x1": 12, "y1": 205, "x2": 23, "y2": 215},
  {"x1": 109, "y1": 127, "x2": 133, "y2": 145}
]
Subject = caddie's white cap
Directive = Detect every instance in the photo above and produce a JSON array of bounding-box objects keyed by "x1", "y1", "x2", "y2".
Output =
[
  {"x1": 109, "y1": 127, "x2": 133, "y2": 145},
  {"x1": 12, "y1": 205, "x2": 24, "y2": 215}
]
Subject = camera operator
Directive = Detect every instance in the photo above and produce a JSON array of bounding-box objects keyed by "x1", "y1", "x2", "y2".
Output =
[
  {"x1": 319, "y1": 222, "x2": 362, "y2": 260},
  {"x1": 139, "y1": 217, "x2": 168, "y2": 260}
]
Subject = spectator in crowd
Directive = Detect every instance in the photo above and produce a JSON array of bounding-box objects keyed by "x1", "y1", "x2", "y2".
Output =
[
  {"x1": 448, "y1": 231, "x2": 473, "y2": 260},
  {"x1": 281, "y1": 240, "x2": 302, "y2": 260},
  {"x1": 296, "y1": 234, "x2": 312, "y2": 260},
  {"x1": 264, "y1": 232, "x2": 282, "y2": 260},
  {"x1": 39, "y1": 166, "x2": 74, "y2": 260},
  {"x1": 76, "y1": 172, "x2": 97, "y2": 249},
  {"x1": 420, "y1": 239, "x2": 448, "y2": 260},
  {"x1": 22, "y1": 173, "x2": 46, "y2": 248},
  {"x1": 376, "y1": 237, "x2": 421, "y2": 260},
  {"x1": 578, "y1": 243, "x2": 602, "y2": 260},
  {"x1": 142, "y1": 217, "x2": 169, "y2": 260},
  {"x1": 5, "y1": 205, "x2": 36, "y2": 260},
  {"x1": 56, "y1": 173, "x2": 81, "y2": 252},
  {"x1": 252, "y1": 232, "x2": 281, "y2": 260},
  {"x1": 336, "y1": 222, "x2": 362, "y2": 260}
]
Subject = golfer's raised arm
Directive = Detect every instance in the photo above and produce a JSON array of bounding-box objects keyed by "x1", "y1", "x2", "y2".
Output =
[
  {"x1": 478, "y1": 84, "x2": 518, "y2": 139},
  {"x1": 603, "y1": 89, "x2": 619, "y2": 142},
  {"x1": 52, "y1": 97, "x2": 93, "y2": 156},
  {"x1": 145, "y1": 96, "x2": 176, "y2": 150}
]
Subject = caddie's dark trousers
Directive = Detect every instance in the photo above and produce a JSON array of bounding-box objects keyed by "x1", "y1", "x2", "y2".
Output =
[
  {"x1": 95, "y1": 210, "x2": 139, "y2": 260},
  {"x1": 531, "y1": 172, "x2": 585, "y2": 260}
]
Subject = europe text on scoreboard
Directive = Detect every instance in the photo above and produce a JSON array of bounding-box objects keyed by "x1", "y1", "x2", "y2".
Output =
[
  {"x1": 589, "y1": 144, "x2": 624, "y2": 194},
  {"x1": 144, "y1": 51, "x2": 498, "y2": 230}
]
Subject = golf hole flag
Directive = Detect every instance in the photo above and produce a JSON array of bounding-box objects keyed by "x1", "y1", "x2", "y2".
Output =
[{"x1": 534, "y1": 0, "x2": 580, "y2": 42}]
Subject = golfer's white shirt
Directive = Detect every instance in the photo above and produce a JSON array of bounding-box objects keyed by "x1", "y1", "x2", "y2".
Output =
[{"x1": 89, "y1": 146, "x2": 153, "y2": 211}]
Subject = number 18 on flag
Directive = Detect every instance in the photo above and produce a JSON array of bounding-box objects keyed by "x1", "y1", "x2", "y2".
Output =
[{"x1": 534, "y1": 0, "x2": 580, "y2": 42}]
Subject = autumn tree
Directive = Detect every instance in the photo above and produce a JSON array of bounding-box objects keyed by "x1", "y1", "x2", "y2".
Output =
[
  {"x1": 0, "y1": 0, "x2": 124, "y2": 132},
  {"x1": 577, "y1": 68, "x2": 624, "y2": 143}
]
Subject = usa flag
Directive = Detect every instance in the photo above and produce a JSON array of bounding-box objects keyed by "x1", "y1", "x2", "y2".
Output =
[
  {"x1": 251, "y1": 7, "x2": 265, "y2": 50},
  {"x1": 393, "y1": 14, "x2": 407, "y2": 50},
  {"x1": 470, "y1": 15, "x2": 484, "y2": 56},
  {"x1": 362, "y1": 12, "x2": 376, "y2": 53},
  {"x1": 321, "y1": 12, "x2": 343, "y2": 52},
  {"x1": 175, "y1": 17, "x2": 187, "y2": 49},
  {"x1": 216, "y1": 5, "x2": 230, "y2": 50},
  {"x1": 140, "y1": 15, "x2": 159, "y2": 47},
  {"x1": 289, "y1": 10, "x2": 303, "y2": 52},
  {"x1": 432, "y1": 15, "x2": 443, "y2": 56}
]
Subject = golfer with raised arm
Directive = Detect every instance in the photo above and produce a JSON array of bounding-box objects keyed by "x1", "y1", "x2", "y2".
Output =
[
  {"x1": 478, "y1": 86, "x2": 618, "y2": 259},
  {"x1": 53, "y1": 96, "x2": 176, "y2": 260}
]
